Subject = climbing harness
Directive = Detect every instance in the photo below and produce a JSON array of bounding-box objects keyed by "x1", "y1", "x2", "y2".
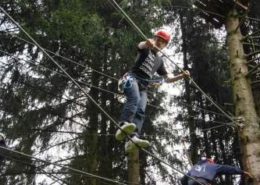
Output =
[
  {"x1": 117, "y1": 73, "x2": 135, "y2": 103},
  {"x1": 118, "y1": 72, "x2": 164, "y2": 93},
  {"x1": 118, "y1": 73, "x2": 134, "y2": 93},
  {"x1": 117, "y1": 72, "x2": 164, "y2": 103}
]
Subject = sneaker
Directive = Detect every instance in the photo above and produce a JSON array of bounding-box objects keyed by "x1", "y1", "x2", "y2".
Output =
[
  {"x1": 115, "y1": 122, "x2": 136, "y2": 141},
  {"x1": 125, "y1": 136, "x2": 150, "y2": 153}
]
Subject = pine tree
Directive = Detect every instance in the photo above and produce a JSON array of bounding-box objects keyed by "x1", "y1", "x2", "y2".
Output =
[{"x1": 0, "y1": 0, "x2": 176, "y2": 184}]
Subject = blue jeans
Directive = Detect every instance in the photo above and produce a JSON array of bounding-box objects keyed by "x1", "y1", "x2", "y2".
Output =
[{"x1": 119, "y1": 75, "x2": 148, "y2": 135}]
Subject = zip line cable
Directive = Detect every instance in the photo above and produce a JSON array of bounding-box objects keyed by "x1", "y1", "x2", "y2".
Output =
[
  {"x1": 112, "y1": 0, "x2": 233, "y2": 122},
  {"x1": 109, "y1": 1, "x2": 236, "y2": 182},
  {"x1": 2, "y1": 32, "x2": 153, "y2": 95},
  {"x1": 36, "y1": 155, "x2": 81, "y2": 170},
  {"x1": 19, "y1": 84, "x2": 91, "y2": 130},
  {"x1": 0, "y1": 48, "x2": 233, "y2": 124},
  {"x1": 33, "y1": 136, "x2": 82, "y2": 156},
  {"x1": 1, "y1": 49, "x2": 233, "y2": 134},
  {"x1": 2, "y1": 154, "x2": 69, "y2": 185},
  {"x1": 2, "y1": 64, "x2": 232, "y2": 179},
  {"x1": 0, "y1": 5, "x2": 237, "y2": 184},
  {"x1": 35, "y1": 155, "x2": 139, "y2": 185},
  {"x1": 0, "y1": 146, "x2": 128, "y2": 185},
  {"x1": 172, "y1": 4, "x2": 225, "y2": 19},
  {"x1": 1, "y1": 149, "x2": 139, "y2": 185},
  {"x1": 41, "y1": 169, "x2": 67, "y2": 185},
  {"x1": 26, "y1": 123, "x2": 233, "y2": 139},
  {"x1": 0, "y1": 7, "x2": 205, "y2": 185},
  {"x1": 0, "y1": 153, "x2": 63, "y2": 183},
  {"x1": 140, "y1": 147, "x2": 202, "y2": 183},
  {"x1": 246, "y1": 16, "x2": 260, "y2": 23},
  {"x1": 0, "y1": 49, "x2": 234, "y2": 128},
  {"x1": 0, "y1": 50, "x2": 234, "y2": 147},
  {"x1": 0, "y1": 49, "x2": 117, "y2": 95},
  {"x1": 170, "y1": 2, "x2": 260, "y2": 24},
  {"x1": 6, "y1": 30, "x2": 164, "y2": 94},
  {"x1": 6, "y1": 84, "x2": 134, "y2": 184},
  {"x1": 108, "y1": 0, "x2": 234, "y2": 124},
  {"x1": 243, "y1": 29, "x2": 260, "y2": 40},
  {"x1": 160, "y1": 80, "x2": 233, "y2": 118},
  {"x1": 0, "y1": 48, "x2": 234, "y2": 142},
  {"x1": 1, "y1": 8, "x2": 241, "y2": 185},
  {"x1": 148, "y1": 99, "x2": 233, "y2": 126},
  {"x1": 21, "y1": 80, "x2": 88, "y2": 109},
  {"x1": 4, "y1": 85, "x2": 210, "y2": 184},
  {"x1": 0, "y1": 3, "x2": 254, "y2": 183},
  {"x1": 0, "y1": 35, "x2": 235, "y2": 120},
  {"x1": 20, "y1": 80, "x2": 91, "y2": 131},
  {"x1": 2, "y1": 32, "x2": 119, "y2": 81},
  {"x1": 0, "y1": 120, "x2": 234, "y2": 185},
  {"x1": 1, "y1": 31, "x2": 235, "y2": 119}
]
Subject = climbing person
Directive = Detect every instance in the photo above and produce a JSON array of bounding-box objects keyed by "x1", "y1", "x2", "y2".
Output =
[
  {"x1": 115, "y1": 30, "x2": 190, "y2": 153},
  {"x1": 180, "y1": 157, "x2": 253, "y2": 185}
]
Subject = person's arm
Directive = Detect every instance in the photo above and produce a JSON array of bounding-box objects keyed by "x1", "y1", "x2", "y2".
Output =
[
  {"x1": 138, "y1": 39, "x2": 155, "y2": 49},
  {"x1": 244, "y1": 171, "x2": 253, "y2": 178},
  {"x1": 216, "y1": 164, "x2": 253, "y2": 179},
  {"x1": 216, "y1": 164, "x2": 245, "y2": 175},
  {"x1": 164, "y1": 70, "x2": 190, "y2": 83}
]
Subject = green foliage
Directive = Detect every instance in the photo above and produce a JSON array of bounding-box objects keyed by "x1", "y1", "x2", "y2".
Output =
[
  {"x1": 0, "y1": 0, "x2": 256, "y2": 184},
  {"x1": 0, "y1": 0, "x2": 170, "y2": 184}
]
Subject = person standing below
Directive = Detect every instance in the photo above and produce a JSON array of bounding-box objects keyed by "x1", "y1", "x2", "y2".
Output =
[
  {"x1": 115, "y1": 30, "x2": 190, "y2": 153},
  {"x1": 181, "y1": 157, "x2": 253, "y2": 185}
]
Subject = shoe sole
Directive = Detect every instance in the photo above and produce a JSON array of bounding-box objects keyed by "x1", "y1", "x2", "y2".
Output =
[
  {"x1": 125, "y1": 141, "x2": 150, "y2": 153},
  {"x1": 136, "y1": 141, "x2": 150, "y2": 148},
  {"x1": 125, "y1": 142, "x2": 137, "y2": 153},
  {"x1": 115, "y1": 123, "x2": 136, "y2": 141}
]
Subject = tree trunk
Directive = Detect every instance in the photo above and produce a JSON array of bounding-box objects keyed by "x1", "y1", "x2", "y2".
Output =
[
  {"x1": 84, "y1": 57, "x2": 102, "y2": 185},
  {"x1": 226, "y1": 9, "x2": 260, "y2": 185},
  {"x1": 252, "y1": 79, "x2": 260, "y2": 118},
  {"x1": 128, "y1": 150, "x2": 140, "y2": 185},
  {"x1": 179, "y1": 12, "x2": 199, "y2": 164}
]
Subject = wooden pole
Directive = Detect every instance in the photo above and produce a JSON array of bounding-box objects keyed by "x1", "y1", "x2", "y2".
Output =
[{"x1": 128, "y1": 149, "x2": 140, "y2": 185}]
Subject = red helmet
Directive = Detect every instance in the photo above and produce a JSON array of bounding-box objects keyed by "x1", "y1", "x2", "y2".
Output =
[{"x1": 155, "y1": 30, "x2": 171, "y2": 43}]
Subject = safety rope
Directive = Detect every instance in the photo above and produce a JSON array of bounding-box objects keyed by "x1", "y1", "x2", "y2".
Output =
[
  {"x1": 0, "y1": 48, "x2": 232, "y2": 126},
  {"x1": 109, "y1": 0, "x2": 235, "y2": 123},
  {"x1": 0, "y1": 153, "x2": 69, "y2": 185},
  {"x1": 0, "y1": 6, "x2": 206, "y2": 185},
  {"x1": 0, "y1": 32, "x2": 234, "y2": 183},
  {"x1": 0, "y1": 146, "x2": 127, "y2": 185},
  {"x1": 1, "y1": 32, "x2": 234, "y2": 119},
  {"x1": 14, "y1": 123, "x2": 233, "y2": 140}
]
